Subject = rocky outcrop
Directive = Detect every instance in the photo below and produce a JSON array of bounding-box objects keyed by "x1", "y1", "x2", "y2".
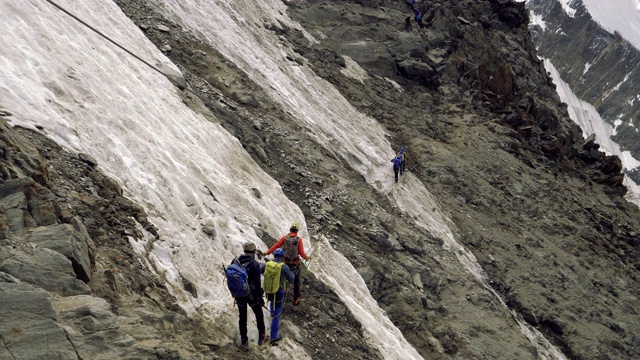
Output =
[
  {"x1": 527, "y1": 0, "x2": 640, "y2": 159},
  {"x1": 0, "y1": 274, "x2": 78, "y2": 359},
  {"x1": 0, "y1": 117, "x2": 224, "y2": 359}
]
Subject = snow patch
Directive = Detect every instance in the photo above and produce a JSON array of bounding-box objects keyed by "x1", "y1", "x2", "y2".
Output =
[
  {"x1": 544, "y1": 59, "x2": 640, "y2": 205},
  {"x1": 340, "y1": 56, "x2": 369, "y2": 83},
  {"x1": 529, "y1": 12, "x2": 547, "y2": 30},
  {"x1": 582, "y1": 0, "x2": 640, "y2": 50},
  {"x1": 384, "y1": 77, "x2": 404, "y2": 92},
  {"x1": 583, "y1": 62, "x2": 591, "y2": 75},
  {"x1": 558, "y1": 0, "x2": 577, "y2": 18}
]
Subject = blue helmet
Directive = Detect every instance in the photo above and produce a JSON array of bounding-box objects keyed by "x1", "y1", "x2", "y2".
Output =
[
  {"x1": 273, "y1": 248, "x2": 285, "y2": 258},
  {"x1": 400, "y1": 147, "x2": 405, "y2": 153}
]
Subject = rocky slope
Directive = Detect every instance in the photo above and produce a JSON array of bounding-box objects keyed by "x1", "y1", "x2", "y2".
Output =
[
  {"x1": 527, "y1": 0, "x2": 640, "y2": 171},
  {"x1": 1, "y1": 0, "x2": 639, "y2": 359}
]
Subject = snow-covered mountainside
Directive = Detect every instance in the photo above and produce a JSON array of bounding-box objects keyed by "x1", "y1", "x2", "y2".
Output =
[
  {"x1": 1, "y1": 0, "x2": 639, "y2": 359},
  {"x1": 526, "y1": 0, "x2": 640, "y2": 186}
]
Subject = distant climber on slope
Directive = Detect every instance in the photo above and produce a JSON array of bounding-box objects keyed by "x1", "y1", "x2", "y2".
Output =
[
  {"x1": 261, "y1": 248, "x2": 295, "y2": 346},
  {"x1": 392, "y1": 155, "x2": 402, "y2": 183},
  {"x1": 399, "y1": 147, "x2": 406, "y2": 175},
  {"x1": 264, "y1": 223, "x2": 310, "y2": 305}
]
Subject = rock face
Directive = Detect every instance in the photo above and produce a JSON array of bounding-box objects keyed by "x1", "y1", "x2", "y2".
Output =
[
  {"x1": 527, "y1": 0, "x2": 640, "y2": 163},
  {"x1": 2, "y1": 0, "x2": 640, "y2": 359},
  {"x1": 119, "y1": 0, "x2": 640, "y2": 358},
  {"x1": 0, "y1": 118, "x2": 226, "y2": 359},
  {"x1": 0, "y1": 276, "x2": 78, "y2": 359}
]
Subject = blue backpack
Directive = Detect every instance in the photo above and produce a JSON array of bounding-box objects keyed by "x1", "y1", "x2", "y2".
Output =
[{"x1": 225, "y1": 258, "x2": 250, "y2": 298}]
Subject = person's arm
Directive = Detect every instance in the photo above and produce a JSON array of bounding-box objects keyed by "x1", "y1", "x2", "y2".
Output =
[
  {"x1": 282, "y1": 265, "x2": 295, "y2": 283},
  {"x1": 249, "y1": 261, "x2": 262, "y2": 298},
  {"x1": 265, "y1": 236, "x2": 286, "y2": 255},
  {"x1": 297, "y1": 238, "x2": 308, "y2": 260}
]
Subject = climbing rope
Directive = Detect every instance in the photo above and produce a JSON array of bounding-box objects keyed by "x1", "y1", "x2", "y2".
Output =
[
  {"x1": 262, "y1": 283, "x2": 291, "y2": 318},
  {"x1": 43, "y1": 0, "x2": 185, "y2": 87}
]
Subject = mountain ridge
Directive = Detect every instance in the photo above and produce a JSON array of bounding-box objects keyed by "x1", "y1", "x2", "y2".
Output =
[{"x1": 0, "y1": 0, "x2": 638, "y2": 359}]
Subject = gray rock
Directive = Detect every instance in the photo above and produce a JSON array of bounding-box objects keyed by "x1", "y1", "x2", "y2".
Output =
[
  {"x1": 79, "y1": 153, "x2": 98, "y2": 167},
  {"x1": 6, "y1": 208, "x2": 26, "y2": 237},
  {"x1": 0, "y1": 177, "x2": 36, "y2": 197},
  {"x1": 156, "y1": 24, "x2": 170, "y2": 32},
  {"x1": 69, "y1": 216, "x2": 97, "y2": 265},
  {"x1": 54, "y1": 295, "x2": 119, "y2": 333},
  {"x1": 54, "y1": 295, "x2": 139, "y2": 359},
  {"x1": 102, "y1": 177, "x2": 123, "y2": 196},
  {"x1": 27, "y1": 196, "x2": 57, "y2": 226},
  {"x1": 396, "y1": 59, "x2": 437, "y2": 84},
  {"x1": 202, "y1": 225, "x2": 216, "y2": 239},
  {"x1": 0, "y1": 279, "x2": 77, "y2": 359},
  {"x1": 27, "y1": 224, "x2": 93, "y2": 282},
  {"x1": 0, "y1": 191, "x2": 27, "y2": 209},
  {"x1": 0, "y1": 247, "x2": 91, "y2": 295}
]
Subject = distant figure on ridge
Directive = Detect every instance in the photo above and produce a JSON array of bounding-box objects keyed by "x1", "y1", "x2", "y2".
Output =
[
  {"x1": 261, "y1": 248, "x2": 295, "y2": 346},
  {"x1": 265, "y1": 223, "x2": 310, "y2": 305},
  {"x1": 392, "y1": 155, "x2": 402, "y2": 183},
  {"x1": 225, "y1": 242, "x2": 266, "y2": 351}
]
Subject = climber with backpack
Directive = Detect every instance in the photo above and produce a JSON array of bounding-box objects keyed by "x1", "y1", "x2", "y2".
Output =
[
  {"x1": 392, "y1": 155, "x2": 402, "y2": 183},
  {"x1": 264, "y1": 223, "x2": 310, "y2": 305},
  {"x1": 261, "y1": 248, "x2": 294, "y2": 345},
  {"x1": 224, "y1": 241, "x2": 267, "y2": 351}
]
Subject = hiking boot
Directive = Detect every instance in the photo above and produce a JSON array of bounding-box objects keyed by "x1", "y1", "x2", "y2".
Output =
[
  {"x1": 292, "y1": 297, "x2": 301, "y2": 305},
  {"x1": 239, "y1": 340, "x2": 249, "y2": 351},
  {"x1": 258, "y1": 334, "x2": 269, "y2": 346},
  {"x1": 270, "y1": 335, "x2": 282, "y2": 346}
]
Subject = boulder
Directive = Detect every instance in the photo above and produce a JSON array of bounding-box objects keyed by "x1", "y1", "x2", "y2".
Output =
[
  {"x1": 0, "y1": 247, "x2": 91, "y2": 295},
  {"x1": 0, "y1": 178, "x2": 36, "y2": 197},
  {"x1": 54, "y1": 295, "x2": 141, "y2": 360},
  {"x1": 0, "y1": 191, "x2": 27, "y2": 210},
  {"x1": 396, "y1": 59, "x2": 437, "y2": 85},
  {"x1": 27, "y1": 224, "x2": 94, "y2": 282},
  {"x1": 0, "y1": 275, "x2": 77, "y2": 359}
]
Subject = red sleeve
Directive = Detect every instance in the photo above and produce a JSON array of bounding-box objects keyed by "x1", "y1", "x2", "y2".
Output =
[
  {"x1": 297, "y1": 237, "x2": 308, "y2": 259},
  {"x1": 265, "y1": 236, "x2": 286, "y2": 255}
]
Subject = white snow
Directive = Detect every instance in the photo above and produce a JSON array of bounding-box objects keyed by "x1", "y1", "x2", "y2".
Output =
[
  {"x1": 583, "y1": 62, "x2": 592, "y2": 75},
  {"x1": 0, "y1": 0, "x2": 568, "y2": 358},
  {"x1": 582, "y1": 0, "x2": 640, "y2": 50},
  {"x1": 530, "y1": 11, "x2": 548, "y2": 30},
  {"x1": 558, "y1": 0, "x2": 577, "y2": 18},
  {"x1": 340, "y1": 55, "x2": 370, "y2": 83},
  {"x1": 544, "y1": 59, "x2": 640, "y2": 205},
  {"x1": 603, "y1": 73, "x2": 630, "y2": 100}
]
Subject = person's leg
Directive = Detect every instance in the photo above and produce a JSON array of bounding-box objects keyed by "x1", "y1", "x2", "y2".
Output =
[
  {"x1": 292, "y1": 263, "x2": 302, "y2": 301},
  {"x1": 270, "y1": 292, "x2": 284, "y2": 341},
  {"x1": 401, "y1": 160, "x2": 405, "y2": 175},
  {"x1": 237, "y1": 297, "x2": 249, "y2": 344},
  {"x1": 249, "y1": 299, "x2": 266, "y2": 339},
  {"x1": 395, "y1": 170, "x2": 399, "y2": 182}
]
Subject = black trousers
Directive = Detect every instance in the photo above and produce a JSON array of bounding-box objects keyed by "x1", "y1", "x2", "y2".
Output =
[
  {"x1": 237, "y1": 295, "x2": 265, "y2": 342},
  {"x1": 394, "y1": 169, "x2": 399, "y2": 182}
]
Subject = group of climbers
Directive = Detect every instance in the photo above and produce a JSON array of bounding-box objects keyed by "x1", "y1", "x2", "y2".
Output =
[
  {"x1": 405, "y1": 0, "x2": 426, "y2": 30},
  {"x1": 391, "y1": 146, "x2": 407, "y2": 183},
  {"x1": 225, "y1": 223, "x2": 310, "y2": 351}
]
